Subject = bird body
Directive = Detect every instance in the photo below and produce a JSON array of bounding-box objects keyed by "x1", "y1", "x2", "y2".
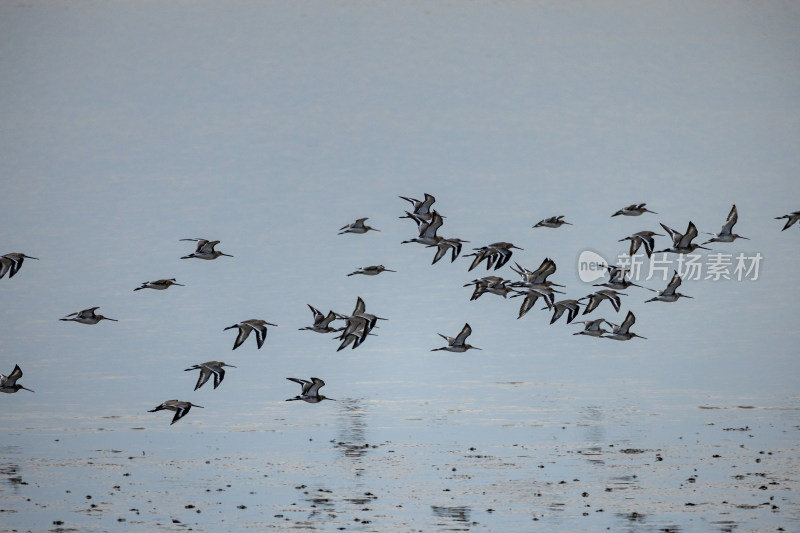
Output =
[
  {"x1": 547, "y1": 299, "x2": 583, "y2": 324},
  {"x1": 349, "y1": 296, "x2": 386, "y2": 329},
  {"x1": 180, "y1": 238, "x2": 233, "y2": 260},
  {"x1": 703, "y1": 205, "x2": 748, "y2": 244},
  {"x1": 224, "y1": 319, "x2": 276, "y2": 350},
  {"x1": 512, "y1": 286, "x2": 558, "y2": 318},
  {"x1": 148, "y1": 400, "x2": 204, "y2": 424},
  {"x1": 655, "y1": 221, "x2": 710, "y2": 254},
  {"x1": 399, "y1": 193, "x2": 437, "y2": 219},
  {"x1": 612, "y1": 203, "x2": 657, "y2": 217},
  {"x1": 465, "y1": 276, "x2": 513, "y2": 300},
  {"x1": 507, "y1": 259, "x2": 563, "y2": 318},
  {"x1": 776, "y1": 211, "x2": 800, "y2": 231},
  {"x1": 533, "y1": 215, "x2": 572, "y2": 228},
  {"x1": 573, "y1": 318, "x2": 611, "y2": 337},
  {"x1": 432, "y1": 323, "x2": 481, "y2": 352},
  {"x1": 0, "y1": 253, "x2": 39, "y2": 279},
  {"x1": 509, "y1": 258, "x2": 561, "y2": 287},
  {"x1": 580, "y1": 289, "x2": 626, "y2": 314},
  {"x1": 286, "y1": 377, "x2": 334, "y2": 403},
  {"x1": 333, "y1": 296, "x2": 385, "y2": 350},
  {"x1": 1, "y1": 364, "x2": 34, "y2": 393},
  {"x1": 619, "y1": 231, "x2": 663, "y2": 258},
  {"x1": 59, "y1": 307, "x2": 118, "y2": 324},
  {"x1": 299, "y1": 304, "x2": 340, "y2": 333},
  {"x1": 335, "y1": 328, "x2": 370, "y2": 351},
  {"x1": 593, "y1": 265, "x2": 654, "y2": 291},
  {"x1": 605, "y1": 311, "x2": 646, "y2": 340},
  {"x1": 134, "y1": 278, "x2": 183, "y2": 291},
  {"x1": 645, "y1": 270, "x2": 693, "y2": 303},
  {"x1": 428, "y1": 237, "x2": 469, "y2": 264},
  {"x1": 184, "y1": 361, "x2": 236, "y2": 390},
  {"x1": 465, "y1": 242, "x2": 522, "y2": 271},
  {"x1": 401, "y1": 210, "x2": 444, "y2": 246},
  {"x1": 339, "y1": 218, "x2": 379, "y2": 234},
  {"x1": 347, "y1": 265, "x2": 396, "y2": 276}
]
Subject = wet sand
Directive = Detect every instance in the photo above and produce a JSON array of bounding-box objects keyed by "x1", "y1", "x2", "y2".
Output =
[{"x1": 2, "y1": 395, "x2": 797, "y2": 532}]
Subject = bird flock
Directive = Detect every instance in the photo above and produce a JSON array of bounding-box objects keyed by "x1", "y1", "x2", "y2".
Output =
[{"x1": 2, "y1": 200, "x2": 798, "y2": 425}]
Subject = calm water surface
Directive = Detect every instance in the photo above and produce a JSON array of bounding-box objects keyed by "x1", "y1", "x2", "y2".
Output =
[{"x1": 1, "y1": 1, "x2": 799, "y2": 532}]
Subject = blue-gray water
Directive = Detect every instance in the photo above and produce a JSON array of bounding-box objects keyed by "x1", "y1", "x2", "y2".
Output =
[{"x1": 1, "y1": 1, "x2": 799, "y2": 531}]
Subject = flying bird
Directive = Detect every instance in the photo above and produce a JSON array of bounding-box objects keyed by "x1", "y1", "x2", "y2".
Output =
[
  {"x1": 224, "y1": 319, "x2": 277, "y2": 350},
  {"x1": 286, "y1": 377, "x2": 334, "y2": 403},
  {"x1": 572, "y1": 318, "x2": 611, "y2": 337},
  {"x1": 401, "y1": 210, "x2": 445, "y2": 246},
  {"x1": 775, "y1": 211, "x2": 800, "y2": 231},
  {"x1": 427, "y1": 237, "x2": 469, "y2": 264},
  {"x1": 532, "y1": 215, "x2": 572, "y2": 228},
  {"x1": 347, "y1": 265, "x2": 396, "y2": 276},
  {"x1": 180, "y1": 238, "x2": 233, "y2": 260},
  {"x1": 339, "y1": 218, "x2": 380, "y2": 234},
  {"x1": 148, "y1": 400, "x2": 204, "y2": 425},
  {"x1": 580, "y1": 289, "x2": 626, "y2": 314},
  {"x1": 618, "y1": 231, "x2": 663, "y2": 258},
  {"x1": 184, "y1": 361, "x2": 236, "y2": 390},
  {"x1": 432, "y1": 323, "x2": 481, "y2": 352},
  {"x1": 593, "y1": 265, "x2": 654, "y2": 291},
  {"x1": 655, "y1": 221, "x2": 710, "y2": 254},
  {"x1": 645, "y1": 271, "x2": 693, "y2": 303},
  {"x1": 0, "y1": 253, "x2": 39, "y2": 279},
  {"x1": 612, "y1": 203, "x2": 657, "y2": 217},
  {"x1": 1, "y1": 364, "x2": 34, "y2": 393},
  {"x1": 546, "y1": 299, "x2": 583, "y2": 324},
  {"x1": 464, "y1": 276, "x2": 514, "y2": 301},
  {"x1": 604, "y1": 311, "x2": 646, "y2": 341},
  {"x1": 298, "y1": 304, "x2": 340, "y2": 334},
  {"x1": 512, "y1": 286, "x2": 558, "y2": 318},
  {"x1": 703, "y1": 205, "x2": 748, "y2": 244},
  {"x1": 134, "y1": 278, "x2": 184, "y2": 291},
  {"x1": 399, "y1": 193, "x2": 437, "y2": 220},
  {"x1": 59, "y1": 307, "x2": 118, "y2": 325},
  {"x1": 465, "y1": 242, "x2": 523, "y2": 271}
]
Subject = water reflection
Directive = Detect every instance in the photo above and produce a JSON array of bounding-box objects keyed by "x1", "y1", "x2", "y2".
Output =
[
  {"x1": 614, "y1": 511, "x2": 682, "y2": 533},
  {"x1": 616, "y1": 510, "x2": 647, "y2": 523},
  {"x1": 334, "y1": 398, "x2": 370, "y2": 471},
  {"x1": 712, "y1": 521, "x2": 738, "y2": 533},
  {"x1": 296, "y1": 485, "x2": 379, "y2": 525},
  {"x1": 431, "y1": 505, "x2": 471, "y2": 530},
  {"x1": 0, "y1": 446, "x2": 24, "y2": 493},
  {"x1": 0, "y1": 461, "x2": 25, "y2": 491},
  {"x1": 303, "y1": 487, "x2": 338, "y2": 522},
  {"x1": 290, "y1": 398, "x2": 379, "y2": 526},
  {"x1": 579, "y1": 405, "x2": 606, "y2": 466},
  {"x1": 608, "y1": 474, "x2": 640, "y2": 492}
]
